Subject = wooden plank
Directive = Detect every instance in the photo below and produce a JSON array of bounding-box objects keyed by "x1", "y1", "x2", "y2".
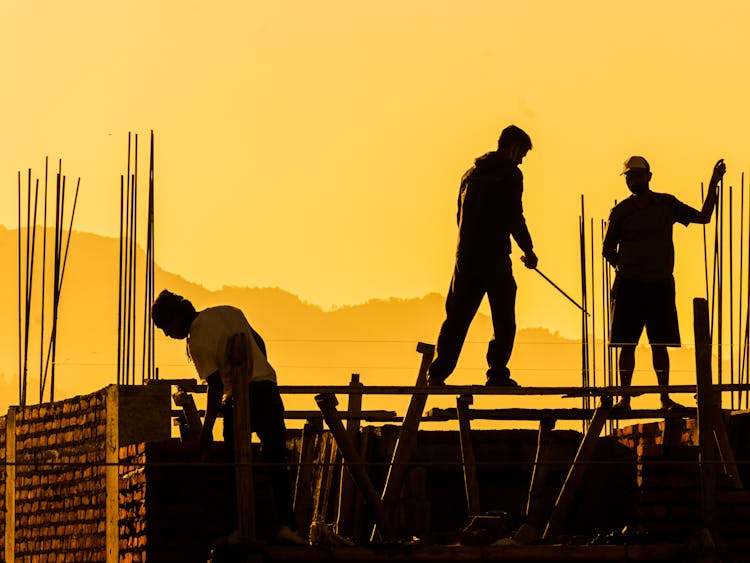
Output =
[
  {"x1": 172, "y1": 389, "x2": 202, "y2": 440},
  {"x1": 543, "y1": 397, "x2": 612, "y2": 539},
  {"x1": 337, "y1": 374, "x2": 364, "y2": 537},
  {"x1": 105, "y1": 386, "x2": 119, "y2": 563},
  {"x1": 516, "y1": 417, "x2": 556, "y2": 544},
  {"x1": 316, "y1": 393, "x2": 396, "y2": 542},
  {"x1": 227, "y1": 333, "x2": 255, "y2": 543},
  {"x1": 711, "y1": 409, "x2": 743, "y2": 488},
  {"x1": 4, "y1": 407, "x2": 16, "y2": 563},
  {"x1": 456, "y1": 395, "x2": 480, "y2": 516},
  {"x1": 277, "y1": 383, "x2": 750, "y2": 396},
  {"x1": 294, "y1": 420, "x2": 322, "y2": 538},
  {"x1": 425, "y1": 407, "x2": 695, "y2": 421},
  {"x1": 694, "y1": 297, "x2": 717, "y2": 533},
  {"x1": 373, "y1": 342, "x2": 435, "y2": 541}
]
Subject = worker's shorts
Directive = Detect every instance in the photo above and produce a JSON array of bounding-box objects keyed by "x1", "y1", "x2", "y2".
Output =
[{"x1": 609, "y1": 276, "x2": 681, "y2": 347}]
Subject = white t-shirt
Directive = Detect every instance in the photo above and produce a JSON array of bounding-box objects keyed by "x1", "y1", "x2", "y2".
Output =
[{"x1": 187, "y1": 306, "x2": 277, "y2": 397}]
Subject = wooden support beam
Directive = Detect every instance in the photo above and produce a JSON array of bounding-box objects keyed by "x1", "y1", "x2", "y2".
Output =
[
  {"x1": 315, "y1": 393, "x2": 396, "y2": 542},
  {"x1": 227, "y1": 333, "x2": 256, "y2": 543},
  {"x1": 294, "y1": 419, "x2": 322, "y2": 537},
  {"x1": 105, "y1": 386, "x2": 119, "y2": 563},
  {"x1": 543, "y1": 396, "x2": 612, "y2": 540},
  {"x1": 172, "y1": 389, "x2": 202, "y2": 441},
  {"x1": 337, "y1": 374, "x2": 364, "y2": 537},
  {"x1": 278, "y1": 383, "x2": 750, "y2": 396},
  {"x1": 372, "y1": 342, "x2": 435, "y2": 541},
  {"x1": 515, "y1": 417, "x2": 556, "y2": 544},
  {"x1": 694, "y1": 298, "x2": 717, "y2": 534},
  {"x1": 456, "y1": 394, "x2": 481, "y2": 516},
  {"x1": 4, "y1": 407, "x2": 16, "y2": 563},
  {"x1": 425, "y1": 406, "x2": 695, "y2": 421}
]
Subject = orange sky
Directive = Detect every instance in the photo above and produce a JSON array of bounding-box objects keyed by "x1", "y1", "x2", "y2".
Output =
[{"x1": 3, "y1": 1, "x2": 750, "y2": 342}]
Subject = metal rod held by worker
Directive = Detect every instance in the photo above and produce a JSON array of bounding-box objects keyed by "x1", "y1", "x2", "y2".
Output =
[{"x1": 534, "y1": 268, "x2": 590, "y2": 317}]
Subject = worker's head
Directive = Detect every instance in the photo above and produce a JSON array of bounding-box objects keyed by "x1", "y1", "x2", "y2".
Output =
[
  {"x1": 151, "y1": 289, "x2": 196, "y2": 340},
  {"x1": 621, "y1": 155, "x2": 652, "y2": 195},
  {"x1": 497, "y1": 125, "x2": 532, "y2": 165}
]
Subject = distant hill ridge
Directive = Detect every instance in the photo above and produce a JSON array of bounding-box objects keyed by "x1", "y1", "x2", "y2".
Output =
[{"x1": 0, "y1": 227, "x2": 699, "y2": 416}]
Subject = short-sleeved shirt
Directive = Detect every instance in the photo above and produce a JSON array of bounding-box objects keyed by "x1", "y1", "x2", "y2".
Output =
[
  {"x1": 187, "y1": 306, "x2": 277, "y2": 398},
  {"x1": 603, "y1": 192, "x2": 699, "y2": 282}
]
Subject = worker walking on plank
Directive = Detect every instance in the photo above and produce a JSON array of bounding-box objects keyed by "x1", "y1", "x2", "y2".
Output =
[
  {"x1": 603, "y1": 156, "x2": 726, "y2": 412},
  {"x1": 428, "y1": 125, "x2": 538, "y2": 387},
  {"x1": 151, "y1": 289, "x2": 306, "y2": 545}
]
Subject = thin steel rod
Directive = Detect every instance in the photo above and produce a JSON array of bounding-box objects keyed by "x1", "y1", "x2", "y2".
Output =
[{"x1": 40, "y1": 158, "x2": 48, "y2": 402}]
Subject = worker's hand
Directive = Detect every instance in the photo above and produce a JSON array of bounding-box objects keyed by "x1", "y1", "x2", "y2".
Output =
[
  {"x1": 521, "y1": 250, "x2": 538, "y2": 270},
  {"x1": 711, "y1": 159, "x2": 726, "y2": 184}
]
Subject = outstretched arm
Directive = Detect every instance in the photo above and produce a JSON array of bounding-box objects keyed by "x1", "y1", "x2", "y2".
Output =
[{"x1": 693, "y1": 159, "x2": 726, "y2": 224}]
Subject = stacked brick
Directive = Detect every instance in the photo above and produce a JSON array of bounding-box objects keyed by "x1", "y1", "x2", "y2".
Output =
[
  {"x1": 0, "y1": 414, "x2": 6, "y2": 563},
  {"x1": 118, "y1": 439, "x2": 238, "y2": 563},
  {"x1": 12, "y1": 391, "x2": 109, "y2": 562},
  {"x1": 615, "y1": 418, "x2": 750, "y2": 561}
]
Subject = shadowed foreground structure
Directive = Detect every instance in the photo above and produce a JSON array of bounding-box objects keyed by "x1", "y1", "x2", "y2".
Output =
[{"x1": 2, "y1": 299, "x2": 750, "y2": 562}]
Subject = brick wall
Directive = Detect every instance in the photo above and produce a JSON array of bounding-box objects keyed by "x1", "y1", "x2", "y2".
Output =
[
  {"x1": 615, "y1": 418, "x2": 750, "y2": 561},
  {"x1": 1, "y1": 384, "x2": 171, "y2": 562},
  {"x1": 13, "y1": 392, "x2": 109, "y2": 561}
]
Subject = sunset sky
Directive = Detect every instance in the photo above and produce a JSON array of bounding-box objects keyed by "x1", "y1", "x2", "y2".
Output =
[{"x1": 3, "y1": 1, "x2": 750, "y2": 343}]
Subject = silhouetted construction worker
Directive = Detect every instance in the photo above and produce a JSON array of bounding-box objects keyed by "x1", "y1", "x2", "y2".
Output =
[
  {"x1": 428, "y1": 125, "x2": 538, "y2": 387},
  {"x1": 603, "y1": 156, "x2": 726, "y2": 411},
  {"x1": 151, "y1": 290, "x2": 306, "y2": 545}
]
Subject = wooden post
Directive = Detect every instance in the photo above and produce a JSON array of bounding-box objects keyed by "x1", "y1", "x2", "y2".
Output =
[
  {"x1": 543, "y1": 396, "x2": 611, "y2": 539},
  {"x1": 337, "y1": 374, "x2": 363, "y2": 537},
  {"x1": 4, "y1": 407, "x2": 16, "y2": 563},
  {"x1": 227, "y1": 333, "x2": 255, "y2": 543},
  {"x1": 172, "y1": 388, "x2": 203, "y2": 441},
  {"x1": 515, "y1": 417, "x2": 556, "y2": 544},
  {"x1": 315, "y1": 393, "x2": 396, "y2": 542},
  {"x1": 456, "y1": 394, "x2": 481, "y2": 516},
  {"x1": 294, "y1": 419, "x2": 322, "y2": 537},
  {"x1": 105, "y1": 386, "x2": 119, "y2": 563},
  {"x1": 372, "y1": 342, "x2": 434, "y2": 540},
  {"x1": 694, "y1": 298, "x2": 717, "y2": 532},
  {"x1": 712, "y1": 410, "x2": 743, "y2": 489}
]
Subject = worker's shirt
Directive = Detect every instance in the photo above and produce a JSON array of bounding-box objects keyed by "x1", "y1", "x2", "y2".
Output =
[
  {"x1": 187, "y1": 306, "x2": 277, "y2": 398},
  {"x1": 603, "y1": 191, "x2": 699, "y2": 282},
  {"x1": 456, "y1": 151, "x2": 534, "y2": 263}
]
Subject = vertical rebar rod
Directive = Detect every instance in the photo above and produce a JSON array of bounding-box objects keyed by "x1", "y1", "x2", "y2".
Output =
[
  {"x1": 40, "y1": 158, "x2": 48, "y2": 403},
  {"x1": 590, "y1": 217, "x2": 596, "y2": 391},
  {"x1": 117, "y1": 176, "x2": 124, "y2": 385},
  {"x1": 17, "y1": 172, "x2": 22, "y2": 404},
  {"x1": 718, "y1": 178, "x2": 724, "y2": 386},
  {"x1": 730, "y1": 186, "x2": 735, "y2": 408},
  {"x1": 22, "y1": 179, "x2": 39, "y2": 407},
  {"x1": 739, "y1": 183, "x2": 745, "y2": 409}
]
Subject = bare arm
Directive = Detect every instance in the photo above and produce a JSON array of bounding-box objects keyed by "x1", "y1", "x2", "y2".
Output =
[
  {"x1": 693, "y1": 159, "x2": 726, "y2": 224},
  {"x1": 199, "y1": 371, "x2": 223, "y2": 453}
]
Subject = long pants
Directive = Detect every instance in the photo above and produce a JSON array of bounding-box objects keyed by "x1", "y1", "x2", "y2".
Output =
[
  {"x1": 429, "y1": 255, "x2": 517, "y2": 382},
  {"x1": 222, "y1": 380, "x2": 296, "y2": 531}
]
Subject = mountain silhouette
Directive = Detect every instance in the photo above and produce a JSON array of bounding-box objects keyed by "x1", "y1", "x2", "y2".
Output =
[{"x1": 0, "y1": 226, "x2": 702, "y2": 421}]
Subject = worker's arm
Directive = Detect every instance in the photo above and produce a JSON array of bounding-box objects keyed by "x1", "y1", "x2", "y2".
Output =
[
  {"x1": 693, "y1": 159, "x2": 726, "y2": 224},
  {"x1": 199, "y1": 371, "x2": 223, "y2": 453}
]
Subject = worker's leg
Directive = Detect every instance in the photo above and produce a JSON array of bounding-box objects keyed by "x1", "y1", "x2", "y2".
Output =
[
  {"x1": 609, "y1": 276, "x2": 645, "y2": 409},
  {"x1": 485, "y1": 257, "x2": 517, "y2": 383},
  {"x1": 644, "y1": 278, "x2": 682, "y2": 409},
  {"x1": 651, "y1": 345, "x2": 681, "y2": 408},
  {"x1": 428, "y1": 264, "x2": 485, "y2": 383},
  {"x1": 618, "y1": 345, "x2": 635, "y2": 389},
  {"x1": 250, "y1": 381, "x2": 297, "y2": 530}
]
